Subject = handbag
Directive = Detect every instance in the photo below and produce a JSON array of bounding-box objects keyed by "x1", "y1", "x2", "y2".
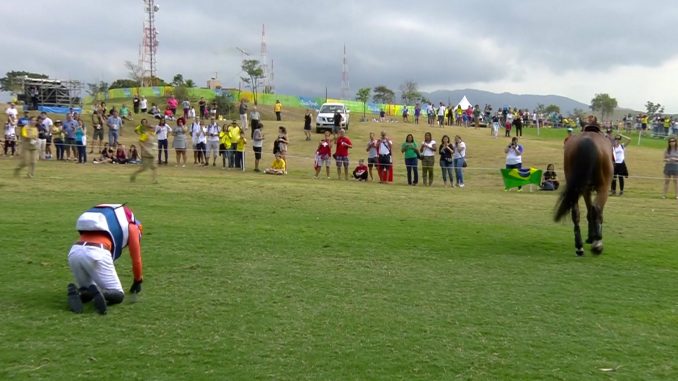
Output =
[{"x1": 462, "y1": 159, "x2": 468, "y2": 168}]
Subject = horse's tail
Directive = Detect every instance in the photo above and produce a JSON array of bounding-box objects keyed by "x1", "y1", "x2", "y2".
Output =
[{"x1": 554, "y1": 138, "x2": 597, "y2": 221}]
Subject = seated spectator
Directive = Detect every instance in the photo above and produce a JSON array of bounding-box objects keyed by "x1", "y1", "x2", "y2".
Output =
[
  {"x1": 353, "y1": 159, "x2": 368, "y2": 181},
  {"x1": 163, "y1": 108, "x2": 175, "y2": 121},
  {"x1": 114, "y1": 144, "x2": 128, "y2": 164},
  {"x1": 128, "y1": 144, "x2": 140, "y2": 164},
  {"x1": 93, "y1": 143, "x2": 114, "y2": 164},
  {"x1": 120, "y1": 104, "x2": 131, "y2": 120},
  {"x1": 541, "y1": 163, "x2": 560, "y2": 190},
  {"x1": 149, "y1": 104, "x2": 161, "y2": 119},
  {"x1": 264, "y1": 152, "x2": 286, "y2": 175}
]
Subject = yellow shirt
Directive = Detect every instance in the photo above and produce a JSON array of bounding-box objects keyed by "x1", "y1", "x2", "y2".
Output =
[
  {"x1": 229, "y1": 126, "x2": 242, "y2": 145},
  {"x1": 237, "y1": 137, "x2": 246, "y2": 151},
  {"x1": 271, "y1": 158, "x2": 286, "y2": 171},
  {"x1": 274, "y1": 102, "x2": 282, "y2": 112},
  {"x1": 219, "y1": 130, "x2": 231, "y2": 146}
]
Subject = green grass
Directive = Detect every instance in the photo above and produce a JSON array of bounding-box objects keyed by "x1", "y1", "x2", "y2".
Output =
[{"x1": 1, "y1": 114, "x2": 677, "y2": 380}]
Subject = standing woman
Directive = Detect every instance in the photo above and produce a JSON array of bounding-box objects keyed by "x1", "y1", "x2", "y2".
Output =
[
  {"x1": 438, "y1": 135, "x2": 454, "y2": 187},
  {"x1": 611, "y1": 134, "x2": 631, "y2": 196},
  {"x1": 452, "y1": 135, "x2": 466, "y2": 188},
  {"x1": 172, "y1": 117, "x2": 188, "y2": 167},
  {"x1": 401, "y1": 134, "x2": 419, "y2": 185},
  {"x1": 366, "y1": 132, "x2": 378, "y2": 181},
  {"x1": 419, "y1": 132, "x2": 436, "y2": 186},
  {"x1": 75, "y1": 117, "x2": 87, "y2": 163},
  {"x1": 377, "y1": 131, "x2": 393, "y2": 183},
  {"x1": 303, "y1": 109, "x2": 312, "y2": 141},
  {"x1": 662, "y1": 137, "x2": 678, "y2": 199},
  {"x1": 51, "y1": 120, "x2": 64, "y2": 160}
]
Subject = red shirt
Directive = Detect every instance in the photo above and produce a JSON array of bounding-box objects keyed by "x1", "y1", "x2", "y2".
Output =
[
  {"x1": 317, "y1": 139, "x2": 332, "y2": 156},
  {"x1": 335, "y1": 136, "x2": 352, "y2": 156}
]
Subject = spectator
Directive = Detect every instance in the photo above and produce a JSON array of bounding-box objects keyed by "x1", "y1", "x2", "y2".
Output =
[
  {"x1": 303, "y1": 109, "x2": 312, "y2": 141},
  {"x1": 401, "y1": 133, "x2": 419, "y2": 186},
  {"x1": 181, "y1": 99, "x2": 190, "y2": 118},
  {"x1": 366, "y1": 132, "x2": 378, "y2": 181},
  {"x1": 512, "y1": 115, "x2": 523, "y2": 137},
  {"x1": 114, "y1": 144, "x2": 128, "y2": 164},
  {"x1": 377, "y1": 131, "x2": 393, "y2": 183},
  {"x1": 663, "y1": 137, "x2": 678, "y2": 199},
  {"x1": 314, "y1": 131, "x2": 333, "y2": 179},
  {"x1": 352, "y1": 159, "x2": 369, "y2": 181},
  {"x1": 219, "y1": 124, "x2": 232, "y2": 168},
  {"x1": 133, "y1": 94, "x2": 140, "y2": 114},
  {"x1": 172, "y1": 117, "x2": 188, "y2": 167},
  {"x1": 62, "y1": 113, "x2": 78, "y2": 161},
  {"x1": 438, "y1": 135, "x2": 454, "y2": 187},
  {"x1": 130, "y1": 118, "x2": 158, "y2": 183},
  {"x1": 93, "y1": 143, "x2": 114, "y2": 164},
  {"x1": 239, "y1": 99, "x2": 248, "y2": 129},
  {"x1": 205, "y1": 118, "x2": 220, "y2": 166},
  {"x1": 265, "y1": 152, "x2": 286, "y2": 175},
  {"x1": 90, "y1": 109, "x2": 105, "y2": 154},
  {"x1": 473, "y1": 105, "x2": 481, "y2": 128},
  {"x1": 167, "y1": 95, "x2": 178, "y2": 115},
  {"x1": 452, "y1": 135, "x2": 466, "y2": 188},
  {"x1": 250, "y1": 106, "x2": 260, "y2": 133},
  {"x1": 4, "y1": 118, "x2": 18, "y2": 156},
  {"x1": 38, "y1": 112, "x2": 52, "y2": 160},
  {"x1": 491, "y1": 114, "x2": 500, "y2": 138},
  {"x1": 190, "y1": 118, "x2": 204, "y2": 165},
  {"x1": 234, "y1": 130, "x2": 247, "y2": 170},
  {"x1": 274, "y1": 99, "x2": 283, "y2": 121},
  {"x1": 120, "y1": 104, "x2": 131, "y2": 121},
  {"x1": 199, "y1": 97, "x2": 207, "y2": 119},
  {"x1": 14, "y1": 116, "x2": 39, "y2": 178},
  {"x1": 419, "y1": 132, "x2": 436, "y2": 186},
  {"x1": 209, "y1": 102, "x2": 217, "y2": 119},
  {"x1": 107, "y1": 109, "x2": 123, "y2": 146},
  {"x1": 163, "y1": 107, "x2": 175, "y2": 121},
  {"x1": 541, "y1": 163, "x2": 560, "y2": 190},
  {"x1": 334, "y1": 128, "x2": 352, "y2": 180},
  {"x1": 414, "y1": 103, "x2": 421, "y2": 125},
  {"x1": 5, "y1": 102, "x2": 18, "y2": 121},
  {"x1": 611, "y1": 134, "x2": 631, "y2": 196},
  {"x1": 75, "y1": 119, "x2": 87, "y2": 163},
  {"x1": 228, "y1": 121, "x2": 244, "y2": 168},
  {"x1": 50, "y1": 120, "x2": 64, "y2": 159},
  {"x1": 504, "y1": 136, "x2": 524, "y2": 191},
  {"x1": 252, "y1": 122, "x2": 264, "y2": 172},
  {"x1": 333, "y1": 110, "x2": 343, "y2": 136},
  {"x1": 195, "y1": 119, "x2": 207, "y2": 166},
  {"x1": 140, "y1": 96, "x2": 148, "y2": 114},
  {"x1": 149, "y1": 104, "x2": 161, "y2": 119},
  {"x1": 276, "y1": 126, "x2": 289, "y2": 171},
  {"x1": 437, "y1": 102, "x2": 446, "y2": 127},
  {"x1": 128, "y1": 144, "x2": 140, "y2": 164},
  {"x1": 446, "y1": 106, "x2": 454, "y2": 126},
  {"x1": 155, "y1": 118, "x2": 171, "y2": 165},
  {"x1": 402, "y1": 106, "x2": 409, "y2": 123},
  {"x1": 188, "y1": 106, "x2": 196, "y2": 119}
]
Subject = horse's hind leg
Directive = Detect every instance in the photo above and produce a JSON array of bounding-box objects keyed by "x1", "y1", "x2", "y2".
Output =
[{"x1": 572, "y1": 203, "x2": 584, "y2": 256}]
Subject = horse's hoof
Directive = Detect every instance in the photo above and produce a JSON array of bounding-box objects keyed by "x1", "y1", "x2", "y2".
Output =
[
  {"x1": 576, "y1": 248, "x2": 585, "y2": 256},
  {"x1": 591, "y1": 240, "x2": 604, "y2": 255}
]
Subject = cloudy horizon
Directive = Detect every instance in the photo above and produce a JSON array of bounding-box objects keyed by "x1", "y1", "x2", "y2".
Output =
[{"x1": 1, "y1": 0, "x2": 677, "y2": 112}]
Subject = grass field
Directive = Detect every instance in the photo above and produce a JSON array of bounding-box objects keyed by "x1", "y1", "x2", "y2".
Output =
[{"x1": 1, "y1": 109, "x2": 677, "y2": 380}]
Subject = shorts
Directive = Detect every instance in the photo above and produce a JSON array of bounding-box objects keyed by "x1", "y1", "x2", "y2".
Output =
[
  {"x1": 333, "y1": 125, "x2": 341, "y2": 133},
  {"x1": 664, "y1": 163, "x2": 678, "y2": 177},
  {"x1": 367, "y1": 157, "x2": 378, "y2": 167},
  {"x1": 317, "y1": 154, "x2": 331, "y2": 167},
  {"x1": 253, "y1": 146, "x2": 262, "y2": 160},
  {"x1": 335, "y1": 155, "x2": 349, "y2": 167},
  {"x1": 93, "y1": 128, "x2": 104, "y2": 140}
]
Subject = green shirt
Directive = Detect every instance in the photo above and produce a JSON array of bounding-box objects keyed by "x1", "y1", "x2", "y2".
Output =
[{"x1": 401, "y1": 141, "x2": 418, "y2": 159}]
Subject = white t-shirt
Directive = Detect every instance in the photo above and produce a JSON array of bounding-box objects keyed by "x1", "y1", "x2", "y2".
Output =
[
  {"x1": 252, "y1": 128, "x2": 263, "y2": 148},
  {"x1": 506, "y1": 145, "x2": 523, "y2": 165},
  {"x1": 206, "y1": 124, "x2": 220, "y2": 142},
  {"x1": 140, "y1": 98, "x2": 148, "y2": 109},
  {"x1": 421, "y1": 140, "x2": 436, "y2": 157},
  {"x1": 155, "y1": 125, "x2": 171, "y2": 140},
  {"x1": 42, "y1": 117, "x2": 53, "y2": 130},
  {"x1": 6, "y1": 107, "x2": 18, "y2": 119},
  {"x1": 367, "y1": 140, "x2": 378, "y2": 159},
  {"x1": 5, "y1": 122, "x2": 17, "y2": 137},
  {"x1": 437, "y1": 106, "x2": 446, "y2": 117},
  {"x1": 453, "y1": 141, "x2": 466, "y2": 159},
  {"x1": 613, "y1": 144, "x2": 625, "y2": 163}
]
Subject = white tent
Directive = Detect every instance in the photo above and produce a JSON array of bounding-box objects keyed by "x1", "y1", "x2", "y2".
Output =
[{"x1": 456, "y1": 96, "x2": 472, "y2": 110}]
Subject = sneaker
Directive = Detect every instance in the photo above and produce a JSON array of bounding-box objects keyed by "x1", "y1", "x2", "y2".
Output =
[
  {"x1": 619, "y1": 191, "x2": 624, "y2": 196},
  {"x1": 67, "y1": 283, "x2": 83, "y2": 313},
  {"x1": 89, "y1": 285, "x2": 107, "y2": 315},
  {"x1": 459, "y1": 184, "x2": 465, "y2": 188}
]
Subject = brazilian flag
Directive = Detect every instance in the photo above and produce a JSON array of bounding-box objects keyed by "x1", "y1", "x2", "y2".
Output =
[{"x1": 500, "y1": 168, "x2": 543, "y2": 189}]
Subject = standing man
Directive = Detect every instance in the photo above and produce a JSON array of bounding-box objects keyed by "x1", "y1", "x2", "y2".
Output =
[
  {"x1": 239, "y1": 99, "x2": 248, "y2": 130},
  {"x1": 133, "y1": 94, "x2": 140, "y2": 114},
  {"x1": 107, "y1": 109, "x2": 122, "y2": 146},
  {"x1": 334, "y1": 128, "x2": 353, "y2": 180},
  {"x1": 66, "y1": 204, "x2": 144, "y2": 314},
  {"x1": 333, "y1": 109, "x2": 343, "y2": 137},
  {"x1": 155, "y1": 118, "x2": 171, "y2": 165},
  {"x1": 90, "y1": 109, "x2": 105, "y2": 154},
  {"x1": 252, "y1": 122, "x2": 264, "y2": 172},
  {"x1": 274, "y1": 99, "x2": 283, "y2": 121},
  {"x1": 512, "y1": 114, "x2": 523, "y2": 137},
  {"x1": 249, "y1": 106, "x2": 260, "y2": 133},
  {"x1": 62, "y1": 113, "x2": 78, "y2": 161},
  {"x1": 198, "y1": 97, "x2": 207, "y2": 119},
  {"x1": 228, "y1": 121, "x2": 243, "y2": 169},
  {"x1": 14, "y1": 116, "x2": 39, "y2": 178},
  {"x1": 437, "y1": 102, "x2": 446, "y2": 127},
  {"x1": 5, "y1": 102, "x2": 18, "y2": 121},
  {"x1": 205, "y1": 118, "x2": 220, "y2": 166},
  {"x1": 38, "y1": 112, "x2": 53, "y2": 160}
]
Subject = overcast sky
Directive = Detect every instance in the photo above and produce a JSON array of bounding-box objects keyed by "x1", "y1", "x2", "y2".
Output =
[{"x1": 2, "y1": 0, "x2": 677, "y2": 112}]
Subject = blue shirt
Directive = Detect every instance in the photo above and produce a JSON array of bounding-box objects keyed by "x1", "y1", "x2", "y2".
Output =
[
  {"x1": 107, "y1": 116, "x2": 122, "y2": 130},
  {"x1": 62, "y1": 120, "x2": 78, "y2": 139}
]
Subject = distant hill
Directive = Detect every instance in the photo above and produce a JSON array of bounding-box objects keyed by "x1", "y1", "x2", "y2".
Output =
[{"x1": 424, "y1": 89, "x2": 590, "y2": 114}]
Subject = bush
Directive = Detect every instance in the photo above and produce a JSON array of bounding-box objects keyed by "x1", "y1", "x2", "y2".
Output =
[{"x1": 213, "y1": 94, "x2": 235, "y2": 119}]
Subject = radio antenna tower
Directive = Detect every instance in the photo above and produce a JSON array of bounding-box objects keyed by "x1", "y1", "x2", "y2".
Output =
[
  {"x1": 269, "y1": 59, "x2": 275, "y2": 94},
  {"x1": 260, "y1": 24, "x2": 271, "y2": 93},
  {"x1": 141, "y1": 0, "x2": 160, "y2": 86},
  {"x1": 341, "y1": 44, "x2": 350, "y2": 100}
]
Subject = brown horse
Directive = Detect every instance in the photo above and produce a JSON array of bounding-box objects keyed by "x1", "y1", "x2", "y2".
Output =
[{"x1": 554, "y1": 130, "x2": 613, "y2": 255}]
